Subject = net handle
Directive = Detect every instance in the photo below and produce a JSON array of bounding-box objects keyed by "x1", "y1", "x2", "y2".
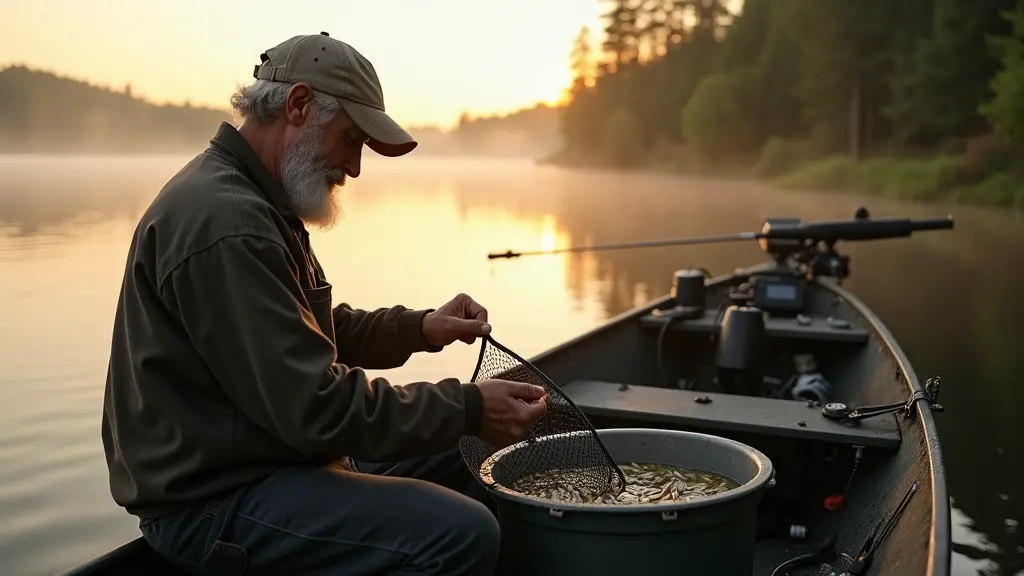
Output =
[{"x1": 469, "y1": 334, "x2": 627, "y2": 491}]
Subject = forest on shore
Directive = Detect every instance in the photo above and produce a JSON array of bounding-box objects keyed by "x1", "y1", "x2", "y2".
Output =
[
  {"x1": 548, "y1": 0, "x2": 1024, "y2": 209},
  {"x1": 0, "y1": 66, "x2": 561, "y2": 157},
  {"x1": 0, "y1": 66, "x2": 231, "y2": 153}
]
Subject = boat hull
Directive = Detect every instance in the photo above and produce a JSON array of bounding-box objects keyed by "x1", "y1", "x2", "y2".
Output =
[{"x1": 526, "y1": 268, "x2": 950, "y2": 576}]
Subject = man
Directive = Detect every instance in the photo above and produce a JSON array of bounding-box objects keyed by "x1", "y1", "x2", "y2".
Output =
[{"x1": 101, "y1": 32, "x2": 547, "y2": 576}]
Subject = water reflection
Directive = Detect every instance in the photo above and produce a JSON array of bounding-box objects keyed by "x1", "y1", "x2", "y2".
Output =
[
  {"x1": 0, "y1": 155, "x2": 187, "y2": 236},
  {"x1": 0, "y1": 155, "x2": 1021, "y2": 575}
]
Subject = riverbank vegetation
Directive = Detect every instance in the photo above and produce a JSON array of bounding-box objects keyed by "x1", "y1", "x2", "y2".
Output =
[{"x1": 547, "y1": 0, "x2": 1024, "y2": 209}]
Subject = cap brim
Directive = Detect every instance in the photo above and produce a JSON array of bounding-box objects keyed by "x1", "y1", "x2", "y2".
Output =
[{"x1": 339, "y1": 100, "x2": 417, "y2": 158}]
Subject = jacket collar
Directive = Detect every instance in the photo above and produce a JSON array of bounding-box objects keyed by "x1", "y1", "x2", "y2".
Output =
[{"x1": 209, "y1": 122, "x2": 303, "y2": 227}]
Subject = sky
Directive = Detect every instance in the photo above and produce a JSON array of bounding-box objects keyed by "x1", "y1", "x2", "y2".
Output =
[{"x1": 0, "y1": 0, "x2": 605, "y2": 128}]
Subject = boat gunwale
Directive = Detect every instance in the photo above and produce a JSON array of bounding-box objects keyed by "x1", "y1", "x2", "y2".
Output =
[{"x1": 817, "y1": 276, "x2": 951, "y2": 576}]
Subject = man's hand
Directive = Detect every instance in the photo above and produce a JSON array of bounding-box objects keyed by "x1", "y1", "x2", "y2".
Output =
[
  {"x1": 474, "y1": 379, "x2": 547, "y2": 448},
  {"x1": 422, "y1": 293, "x2": 491, "y2": 347}
]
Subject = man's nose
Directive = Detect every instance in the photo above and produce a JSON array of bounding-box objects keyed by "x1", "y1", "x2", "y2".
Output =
[{"x1": 344, "y1": 148, "x2": 362, "y2": 179}]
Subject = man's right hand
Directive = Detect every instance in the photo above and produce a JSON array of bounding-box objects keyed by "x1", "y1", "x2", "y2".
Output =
[{"x1": 474, "y1": 379, "x2": 548, "y2": 448}]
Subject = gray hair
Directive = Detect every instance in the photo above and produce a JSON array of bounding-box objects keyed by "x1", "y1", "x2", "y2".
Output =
[{"x1": 229, "y1": 80, "x2": 344, "y2": 126}]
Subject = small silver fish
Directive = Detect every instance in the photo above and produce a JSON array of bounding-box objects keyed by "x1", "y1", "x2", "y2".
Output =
[{"x1": 511, "y1": 462, "x2": 740, "y2": 506}]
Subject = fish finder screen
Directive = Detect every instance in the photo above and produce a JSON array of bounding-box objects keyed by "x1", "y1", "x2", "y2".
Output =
[{"x1": 765, "y1": 283, "x2": 797, "y2": 300}]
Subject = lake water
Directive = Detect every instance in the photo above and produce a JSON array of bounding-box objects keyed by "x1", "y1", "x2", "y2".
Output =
[{"x1": 0, "y1": 154, "x2": 1021, "y2": 575}]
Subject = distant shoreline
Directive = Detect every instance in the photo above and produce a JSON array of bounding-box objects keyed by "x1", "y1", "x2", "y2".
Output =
[
  {"x1": 540, "y1": 150, "x2": 1024, "y2": 211},
  {"x1": 0, "y1": 65, "x2": 563, "y2": 162}
]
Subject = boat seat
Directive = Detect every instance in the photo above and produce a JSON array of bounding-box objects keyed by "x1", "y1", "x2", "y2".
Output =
[
  {"x1": 639, "y1": 310, "x2": 870, "y2": 344},
  {"x1": 560, "y1": 380, "x2": 901, "y2": 450}
]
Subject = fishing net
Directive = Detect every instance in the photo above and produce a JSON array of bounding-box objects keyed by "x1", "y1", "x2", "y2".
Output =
[{"x1": 459, "y1": 334, "x2": 625, "y2": 497}]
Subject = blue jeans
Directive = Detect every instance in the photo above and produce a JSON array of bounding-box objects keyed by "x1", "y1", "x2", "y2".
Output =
[{"x1": 139, "y1": 447, "x2": 501, "y2": 575}]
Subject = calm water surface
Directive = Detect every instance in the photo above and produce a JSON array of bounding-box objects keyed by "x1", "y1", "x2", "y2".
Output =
[{"x1": 1, "y1": 155, "x2": 1021, "y2": 575}]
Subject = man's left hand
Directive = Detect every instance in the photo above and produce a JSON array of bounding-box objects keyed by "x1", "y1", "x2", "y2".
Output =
[{"x1": 422, "y1": 293, "x2": 491, "y2": 347}]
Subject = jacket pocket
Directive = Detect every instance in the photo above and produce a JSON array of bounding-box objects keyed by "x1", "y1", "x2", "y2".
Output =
[{"x1": 303, "y1": 283, "x2": 335, "y2": 341}]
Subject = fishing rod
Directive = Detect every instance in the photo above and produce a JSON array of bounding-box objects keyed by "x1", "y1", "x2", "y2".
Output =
[
  {"x1": 487, "y1": 231, "x2": 758, "y2": 259},
  {"x1": 486, "y1": 208, "x2": 955, "y2": 260}
]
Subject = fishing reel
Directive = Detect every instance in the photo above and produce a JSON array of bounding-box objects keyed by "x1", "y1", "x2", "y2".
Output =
[
  {"x1": 759, "y1": 220, "x2": 852, "y2": 282},
  {"x1": 758, "y1": 217, "x2": 806, "y2": 263},
  {"x1": 758, "y1": 208, "x2": 872, "y2": 282},
  {"x1": 805, "y1": 247, "x2": 850, "y2": 282}
]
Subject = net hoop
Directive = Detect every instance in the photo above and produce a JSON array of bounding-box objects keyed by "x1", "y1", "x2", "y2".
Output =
[{"x1": 459, "y1": 334, "x2": 626, "y2": 494}]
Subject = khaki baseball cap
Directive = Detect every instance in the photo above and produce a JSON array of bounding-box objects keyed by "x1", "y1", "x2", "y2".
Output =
[{"x1": 253, "y1": 32, "x2": 416, "y2": 157}]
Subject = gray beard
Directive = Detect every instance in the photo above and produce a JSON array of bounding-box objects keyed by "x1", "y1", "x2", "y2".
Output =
[{"x1": 280, "y1": 122, "x2": 345, "y2": 229}]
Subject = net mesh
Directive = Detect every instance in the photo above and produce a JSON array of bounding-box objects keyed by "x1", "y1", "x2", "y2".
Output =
[{"x1": 459, "y1": 335, "x2": 625, "y2": 497}]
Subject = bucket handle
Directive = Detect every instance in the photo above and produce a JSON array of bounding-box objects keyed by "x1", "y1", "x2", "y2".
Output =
[{"x1": 764, "y1": 469, "x2": 777, "y2": 491}]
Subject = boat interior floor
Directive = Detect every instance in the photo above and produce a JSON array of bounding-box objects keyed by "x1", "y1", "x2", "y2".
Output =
[{"x1": 753, "y1": 538, "x2": 825, "y2": 575}]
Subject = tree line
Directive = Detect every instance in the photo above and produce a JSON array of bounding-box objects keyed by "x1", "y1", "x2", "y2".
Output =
[
  {"x1": 0, "y1": 66, "x2": 232, "y2": 153},
  {"x1": 552, "y1": 0, "x2": 1024, "y2": 208},
  {"x1": 409, "y1": 105, "x2": 563, "y2": 158},
  {"x1": 0, "y1": 65, "x2": 561, "y2": 157}
]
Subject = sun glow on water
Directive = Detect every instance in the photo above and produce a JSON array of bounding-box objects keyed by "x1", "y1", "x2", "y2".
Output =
[{"x1": 539, "y1": 214, "x2": 560, "y2": 252}]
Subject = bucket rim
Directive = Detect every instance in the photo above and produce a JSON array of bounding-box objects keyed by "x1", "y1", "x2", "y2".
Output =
[{"x1": 478, "y1": 427, "x2": 775, "y2": 513}]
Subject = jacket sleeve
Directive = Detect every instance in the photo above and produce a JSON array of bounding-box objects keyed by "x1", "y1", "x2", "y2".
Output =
[
  {"x1": 160, "y1": 233, "x2": 484, "y2": 463},
  {"x1": 332, "y1": 304, "x2": 443, "y2": 370}
]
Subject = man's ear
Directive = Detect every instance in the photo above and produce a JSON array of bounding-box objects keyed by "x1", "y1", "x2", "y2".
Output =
[{"x1": 285, "y1": 83, "x2": 314, "y2": 126}]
